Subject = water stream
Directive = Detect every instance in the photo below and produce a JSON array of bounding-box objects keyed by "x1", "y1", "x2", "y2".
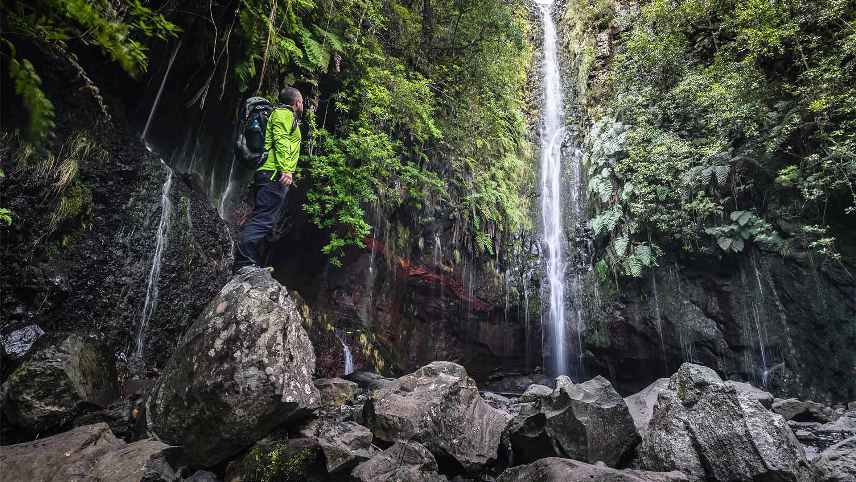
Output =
[{"x1": 132, "y1": 162, "x2": 174, "y2": 371}]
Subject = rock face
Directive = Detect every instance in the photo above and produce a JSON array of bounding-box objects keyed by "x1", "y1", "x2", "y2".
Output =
[
  {"x1": 0, "y1": 423, "x2": 177, "y2": 482},
  {"x1": 506, "y1": 375, "x2": 640, "y2": 467},
  {"x1": 352, "y1": 441, "x2": 447, "y2": 482},
  {"x1": 814, "y1": 436, "x2": 856, "y2": 481},
  {"x1": 497, "y1": 457, "x2": 689, "y2": 482},
  {"x1": 638, "y1": 363, "x2": 813, "y2": 481},
  {"x1": 1, "y1": 334, "x2": 118, "y2": 435},
  {"x1": 586, "y1": 252, "x2": 856, "y2": 401},
  {"x1": 363, "y1": 361, "x2": 511, "y2": 472},
  {"x1": 147, "y1": 268, "x2": 319, "y2": 467}
]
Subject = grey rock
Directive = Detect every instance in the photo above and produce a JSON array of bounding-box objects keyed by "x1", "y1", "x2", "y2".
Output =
[
  {"x1": 639, "y1": 363, "x2": 813, "y2": 481},
  {"x1": 818, "y1": 411, "x2": 856, "y2": 436},
  {"x1": 347, "y1": 371, "x2": 398, "y2": 391},
  {"x1": 849, "y1": 402, "x2": 856, "y2": 411},
  {"x1": 814, "y1": 436, "x2": 856, "y2": 481},
  {"x1": 1, "y1": 334, "x2": 118, "y2": 434},
  {"x1": 363, "y1": 361, "x2": 510, "y2": 472},
  {"x1": 497, "y1": 457, "x2": 689, "y2": 482},
  {"x1": 668, "y1": 363, "x2": 721, "y2": 406},
  {"x1": 544, "y1": 375, "x2": 640, "y2": 466},
  {"x1": 625, "y1": 378, "x2": 670, "y2": 433},
  {"x1": 521, "y1": 384, "x2": 553, "y2": 402},
  {"x1": 725, "y1": 380, "x2": 774, "y2": 409},
  {"x1": 298, "y1": 419, "x2": 378, "y2": 473},
  {"x1": 0, "y1": 323, "x2": 45, "y2": 360},
  {"x1": 184, "y1": 471, "x2": 220, "y2": 482},
  {"x1": 0, "y1": 423, "x2": 177, "y2": 482},
  {"x1": 147, "y1": 268, "x2": 319, "y2": 467},
  {"x1": 314, "y1": 377, "x2": 360, "y2": 408},
  {"x1": 352, "y1": 441, "x2": 447, "y2": 482},
  {"x1": 506, "y1": 375, "x2": 640, "y2": 467},
  {"x1": 774, "y1": 398, "x2": 834, "y2": 422}
]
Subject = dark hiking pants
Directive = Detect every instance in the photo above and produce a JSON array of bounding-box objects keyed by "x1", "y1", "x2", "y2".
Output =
[{"x1": 235, "y1": 171, "x2": 289, "y2": 269}]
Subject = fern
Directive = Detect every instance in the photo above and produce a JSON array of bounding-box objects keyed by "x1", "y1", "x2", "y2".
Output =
[
  {"x1": 591, "y1": 205, "x2": 623, "y2": 236},
  {"x1": 300, "y1": 28, "x2": 330, "y2": 71},
  {"x1": 7, "y1": 52, "x2": 55, "y2": 140},
  {"x1": 0, "y1": 208, "x2": 12, "y2": 226}
]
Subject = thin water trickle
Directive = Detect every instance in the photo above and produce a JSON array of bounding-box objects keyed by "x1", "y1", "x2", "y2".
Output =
[
  {"x1": 337, "y1": 332, "x2": 355, "y2": 375},
  {"x1": 132, "y1": 162, "x2": 174, "y2": 372},
  {"x1": 142, "y1": 40, "x2": 182, "y2": 142}
]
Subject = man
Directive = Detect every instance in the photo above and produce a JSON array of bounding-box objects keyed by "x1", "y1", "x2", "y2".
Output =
[{"x1": 235, "y1": 87, "x2": 303, "y2": 272}]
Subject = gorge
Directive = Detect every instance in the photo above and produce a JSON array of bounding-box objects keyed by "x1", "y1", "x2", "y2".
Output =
[{"x1": 1, "y1": 0, "x2": 855, "y2": 480}]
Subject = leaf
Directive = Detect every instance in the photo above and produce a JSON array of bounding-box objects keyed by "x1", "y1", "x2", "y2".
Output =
[
  {"x1": 613, "y1": 234, "x2": 629, "y2": 257},
  {"x1": 718, "y1": 237, "x2": 733, "y2": 251},
  {"x1": 714, "y1": 165, "x2": 729, "y2": 187}
]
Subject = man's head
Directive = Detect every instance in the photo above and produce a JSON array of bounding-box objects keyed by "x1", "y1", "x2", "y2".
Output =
[{"x1": 279, "y1": 87, "x2": 304, "y2": 115}]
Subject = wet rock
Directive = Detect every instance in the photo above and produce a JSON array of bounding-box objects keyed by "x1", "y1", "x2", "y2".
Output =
[
  {"x1": 363, "y1": 361, "x2": 511, "y2": 472},
  {"x1": 346, "y1": 371, "x2": 397, "y2": 391},
  {"x1": 496, "y1": 457, "x2": 689, "y2": 482},
  {"x1": 298, "y1": 419, "x2": 379, "y2": 473},
  {"x1": 638, "y1": 363, "x2": 813, "y2": 481},
  {"x1": 184, "y1": 471, "x2": 220, "y2": 482},
  {"x1": 352, "y1": 441, "x2": 447, "y2": 482},
  {"x1": 1, "y1": 334, "x2": 118, "y2": 435},
  {"x1": 506, "y1": 375, "x2": 640, "y2": 467},
  {"x1": 0, "y1": 323, "x2": 45, "y2": 361},
  {"x1": 147, "y1": 268, "x2": 319, "y2": 467},
  {"x1": 774, "y1": 398, "x2": 835, "y2": 422},
  {"x1": 73, "y1": 399, "x2": 144, "y2": 441},
  {"x1": 814, "y1": 436, "x2": 856, "y2": 481},
  {"x1": 315, "y1": 377, "x2": 360, "y2": 408},
  {"x1": 725, "y1": 380, "x2": 774, "y2": 409},
  {"x1": 0, "y1": 423, "x2": 178, "y2": 482},
  {"x1": 625, "y1": 378, "x2": 669, "y2": 433},
  {"x1": 482, "y1": 391, "x2": 514, "y2": 412},
  {"x1": 548, "y1": 375, "x2": 639, "y2": 466},
  {"x1": 482, "y1": 372, "x2": 553, "y2": 395},
  {"x1": 521, "y1": 384, "x2": 553, "y2": 402}
]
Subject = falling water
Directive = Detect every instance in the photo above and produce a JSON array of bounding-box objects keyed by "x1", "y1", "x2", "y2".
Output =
[
  {"x1": 537, "y1": 0, "x2": 573, "y2": 377},
  {"x1": 133, "y1": 162, "x2": 174, "y2": 370},
  {"x1": 337, "y1": 332, "x2": 355, "y2": 375},
  {"x1": 141, "y1": 40, "x2": 182, "y2": 141}
]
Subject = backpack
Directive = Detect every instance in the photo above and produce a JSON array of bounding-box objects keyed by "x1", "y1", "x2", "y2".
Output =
[{"x1": 235, "y1": 97, "x2": 275, "y2": 168}]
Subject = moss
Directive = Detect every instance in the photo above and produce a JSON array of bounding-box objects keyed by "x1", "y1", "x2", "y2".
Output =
[{"x1": 241, "y1": 442, "x2": 320, "y2": 482}]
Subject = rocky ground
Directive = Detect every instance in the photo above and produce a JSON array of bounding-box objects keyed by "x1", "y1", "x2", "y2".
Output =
[{"x1": 1, "y1": 269, "x2": 854, "y2": 481}]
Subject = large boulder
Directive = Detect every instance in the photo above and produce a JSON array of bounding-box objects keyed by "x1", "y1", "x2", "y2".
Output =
[
  {"x1": 147, "y1": 268, "x2": 319, "y2": 467},
  {"x1": 496, "y1": 457, "x2": 689, "y2": 482},
  {"x1": 362, "y1": 361, "x2": 511, "y2": 472},
  {"x1": 1, "y1": 334, "x2": 118, "y2": 435},
  {"x1": 0, "y1": 423, "x2": 177, "y2": 482},
  {"x1": 352, "y1": 441, "x2": 447, "y2": 482},
  {"x1": 298, "y1": 419, "x2": 379, "y2": 473},
  {"x1": 506, "y1": 375, "x2": 640, "y2": 467},
  {"x1": 774, "y1": 398, "x2": 835, "y2": 423},
  {"x1": 638, "y1": 363, "x2": 813, "y2": 481},
  {"x1": 814, "y1": 436, "x2": 856, "y2": 481},
  {"x1": 314, "y1": 377, "x2": 360, "y2": 408},
  {"x1": 624, "y1": 378, "x2": 669, "y2": 433}
]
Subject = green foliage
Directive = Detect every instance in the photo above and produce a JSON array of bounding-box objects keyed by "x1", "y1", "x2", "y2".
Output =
[
  {"x1": 0, "y1": 208, "x2": 12, "y2": 226},
  {"x1": 237, "y1": 0, "x2": 533, "y2": 261},
  {"x1": 240, "y1": 442, "x2": 317, "y2": 482},
  {"x1": 579, "y1": 0, "x2": 856, "y2": 272},
  {"x1": 1, "y1": 0, "x2": 178, "y2": 141}
]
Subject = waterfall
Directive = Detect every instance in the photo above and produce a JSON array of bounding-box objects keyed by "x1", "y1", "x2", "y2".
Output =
[
  {"x1": 337, "y1": 332, "x2": 355, "y2": 376},
  {"x1": 537, "y1": 0, "x2": 572, "y2": 377},
  {"x1": 133, "y1": 162, "x2": 174, "y2": 370}
]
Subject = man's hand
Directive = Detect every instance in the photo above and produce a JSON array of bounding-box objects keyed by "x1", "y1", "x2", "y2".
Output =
[{"x1": 279, "y1": 172, "x2": 293, "y2": 187}]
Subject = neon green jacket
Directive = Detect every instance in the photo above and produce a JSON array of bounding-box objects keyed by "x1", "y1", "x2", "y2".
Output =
[{"x1": 259, "y1": 107, "x2": 301, "y2": 174}]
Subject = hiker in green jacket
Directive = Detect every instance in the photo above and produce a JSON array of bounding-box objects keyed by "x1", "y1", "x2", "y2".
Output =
[{"x1": 235, "y1": 87, "x2": 303, "y2": 271}]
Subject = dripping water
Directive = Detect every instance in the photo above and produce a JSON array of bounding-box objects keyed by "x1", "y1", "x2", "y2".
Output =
[
  {"x1": 132, "y1": 162, "x2": 174, "y2": 373},
  {"x1": 142, "y1": 40, "x2": 182, "y2": 142}
]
